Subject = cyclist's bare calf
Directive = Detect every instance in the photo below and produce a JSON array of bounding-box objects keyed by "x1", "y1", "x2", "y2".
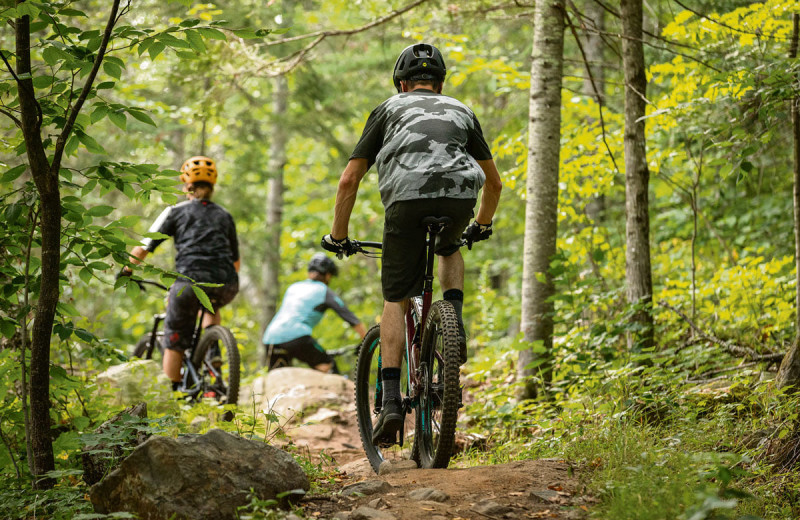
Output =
[
  {"x1": 438, "y1": 250, "x2": 465, "y2": 292},
  {"x1": 380, "y1": 300, "x2": 409, "y2": 368}
]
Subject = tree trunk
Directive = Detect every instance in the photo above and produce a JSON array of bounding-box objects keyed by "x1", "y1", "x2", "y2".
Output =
[
  {"x1": 777, "y1": 13, "x2": 800, "y2": 390},
  {"x1": 581, "y1": 0, "x2": 606, "y2": 223},
  {"x1": 621, "y1": 0, "x2": 654, "y2": 352},
  {"x1": 262, "y1": 76, "x2": 288, "y2": 327},
  {"x1": 518, "y1": 0, "x2": 565, "y2": 400},
  {"x1": 16, "y1": 11, "x2": 57, "y2": 489}
]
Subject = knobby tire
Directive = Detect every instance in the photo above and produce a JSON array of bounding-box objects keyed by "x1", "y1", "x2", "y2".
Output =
[
  {"x1": 355, "y1": 324, "x2": 416, "y2": 473},
  {"x1": 416, "y1": 300, "x2": 461, "y2": 469},
  {"x1": 191, "y1": 325, "x2": 240, "y2": 405}
]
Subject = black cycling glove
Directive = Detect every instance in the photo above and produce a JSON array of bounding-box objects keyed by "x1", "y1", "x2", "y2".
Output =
[
  {"x1": 321, "y1": 234, "x2": 357, "y2": 258},
  {"x1": 462, "y1": 221, "x2": 493, "y2": 250}
]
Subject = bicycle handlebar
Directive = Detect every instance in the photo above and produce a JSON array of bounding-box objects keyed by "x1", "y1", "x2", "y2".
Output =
[{"x1": 137, "y1": 280, "x2": 169, "y2": 291}]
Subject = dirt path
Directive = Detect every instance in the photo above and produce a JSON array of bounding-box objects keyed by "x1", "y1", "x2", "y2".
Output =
[
  {"x1": 283, "y1": 408, "x2": 592, "y2": 519},
  {"x1": 252, "y1": 368, "x2": 594, "y2": 519},
  {"x1": 301, "y1": 458, "x2": 591, "y2": 520}
]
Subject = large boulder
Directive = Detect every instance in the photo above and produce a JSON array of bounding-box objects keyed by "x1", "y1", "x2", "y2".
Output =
[
  {"x1": 95, "y1": 359, "x2": 172, "y2": 409},
  {"x1": 239, "y1": 367, "x2": 354, "y2": 419},
  {"x1": 82, "y1": 402, "x2": 149, "y2": 486},
  {"x1": 90, "y1": 429, "x2": 309, "y2": 520}
]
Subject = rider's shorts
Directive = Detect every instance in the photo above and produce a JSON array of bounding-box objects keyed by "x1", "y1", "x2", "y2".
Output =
[
  {"x1": 382, "y1": 197, "x2": 475, "y2": 302},
  {"x1": 162, "y1": 278, "x2": 239, "y2": 352},
  {"x1": 264, "y1": 336, "x2": 333, "y2": 369}
]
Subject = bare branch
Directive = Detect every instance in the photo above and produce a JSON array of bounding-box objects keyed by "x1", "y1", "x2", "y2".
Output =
[
  {"x1": 262, "y1": 0, "x2": 429, "y2": 48},
  {"x1": 658, "y1": 300, "x2": 784, "y2": 362},
  {"x1": 0, "y1": 107, "x2": 21, "y2": 127},
  {"x1": 249, "y1": 0, "x2": 429, "y2": 76},
  {"x1": 52, "y1": 0, "x2": 122, "y2": 170}
]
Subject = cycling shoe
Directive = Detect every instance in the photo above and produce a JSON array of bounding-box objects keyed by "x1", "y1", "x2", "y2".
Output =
[{"x1": 371, "y1": 398, "x2": 404, "y2": 447}]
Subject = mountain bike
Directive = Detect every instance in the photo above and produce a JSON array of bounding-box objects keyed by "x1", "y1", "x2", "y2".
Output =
[
  {"x1": 131, "y1": 280, "x2": 240, "y2": 405},
  {"x1": 340, "y1": 216, "x2": 464, "y2": 472}
]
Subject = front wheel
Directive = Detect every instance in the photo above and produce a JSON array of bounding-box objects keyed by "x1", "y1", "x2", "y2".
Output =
[
  {"x1": 191, "y1": 325, "x2": 240, "y2": 405},
  {"x1": 416, "y1": 300, "x2": 461, "y2": 469},
  {"x1": 355, "y1": 325, "x2": 416, "y2": 473}
]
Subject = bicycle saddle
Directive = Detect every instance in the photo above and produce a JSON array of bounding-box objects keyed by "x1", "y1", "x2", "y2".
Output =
[{"x1": 420, "y1": 216, "x2": 452, "y2": 231}]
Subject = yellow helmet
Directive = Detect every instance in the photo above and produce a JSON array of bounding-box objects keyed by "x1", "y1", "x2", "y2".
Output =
[{"x1": 180, "y1": 156, "x2": 217, "y2": 185}]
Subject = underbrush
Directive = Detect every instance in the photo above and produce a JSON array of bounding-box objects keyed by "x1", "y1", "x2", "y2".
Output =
[{"x1": 456, "y1": 336, "x2": 800, "y2": 520}]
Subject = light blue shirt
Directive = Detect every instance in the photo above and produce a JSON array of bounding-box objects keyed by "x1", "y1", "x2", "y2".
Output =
[{"x1": 262, "y1": 279, "x2": 359, "y2": 345}]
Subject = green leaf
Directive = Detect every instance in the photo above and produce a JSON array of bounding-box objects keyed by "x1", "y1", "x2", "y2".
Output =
[
  {"x1": 77, "y1": 131, "x2": 107, "y2": 154},
  {"x1": 65, "y1": 135, "x2": 79, "y2": 156},
  {"x1": 185, "y1": 30, "x2": 206, "y2": 52},
  {"x1": 127, "y1": 109, "x2": 156, "y2": 126},
  {"x1": 78, "y1": 268, "x2": 92, "y2": 285},
  {"x1": 148, "y1": 41, "x2": 166, "y2": 60},
  {"x1": 87, "y1": 205, "x2": 114, "y2": 217},
  {"x1": 108, "y1": 111, "x2": 127, "y2": 130},
  {"x1": 59, "y1": 8, "x2": 88, "y2": 17},
  {"x1": 103, "y1": 60, "x2": 122, "y2": 80},
  {"x1": 90, "y1": 104, "x2": 109, "y2": 123},
  {"x1": 42, "y1": 46, "x2": 61, "y2": 66},
  {"x1": 96, "y1": 81, "x2": 115, "y2": 90},
  {"x1": 1, "y1": 164, "x2": 26, "y2": 183},
  {"x1": 57, "y1": 302, "x2": 80, "y2": 317},
  {"x1": 157, "y1": 33, "x2": 191, "y2": 49},
  {"x1": 16, "y1": 2, "x2": 40, "y2": 19},
  {"x1": 191, "y1": 284, "x2": 214, "y2": 312},
  {"x1": 126, "y1": 279, "x2": 141, "y2": 299},
  {"x1": 74, "y1": 328, "x2": 94, "y2": 342},
  {"x1": 0, "y1": 318, "x2": 16, "y2": 339},
  {"x1": 197, "y1": 27, "x2": 226, "y2": 41},
  {"x1": 32, "y1": 75, "x2": 54, "y2": 88}
]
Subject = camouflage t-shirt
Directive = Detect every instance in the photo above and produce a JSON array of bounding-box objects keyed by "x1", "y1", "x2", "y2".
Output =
[{"x1": 350, "y1": 89, "x2": 493, "y2": 209}]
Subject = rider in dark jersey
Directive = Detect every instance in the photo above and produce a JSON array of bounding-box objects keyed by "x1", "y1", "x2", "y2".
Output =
[
  {"x1": 120, "y1": 156, "x2": 240, "y2": 388},
  {"x1": 262, "y1": 254, "x2": 366, "y2": 373},
  {"x1": 322, "y1": 44, "x2": 502, "y2": 445}
]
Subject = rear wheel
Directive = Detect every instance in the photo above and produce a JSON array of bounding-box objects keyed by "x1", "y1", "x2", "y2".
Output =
[
  {"x1": 132, "y1": 333, "x2": 162, "y2": 362},
  {"x1": 355, "y1": 325, "x2": 416, "y2": 473},
  {"x1": 416, "y1": 300, "x2": 461, "y2": 469},
  {"x1": 191, "y1": 325, "x2": 240, "y2": 405}
]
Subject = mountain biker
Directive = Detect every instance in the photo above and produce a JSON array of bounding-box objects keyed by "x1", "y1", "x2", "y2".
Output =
[
  {"x1": 321, "y1": 43, "x2": 502, "y2": 445},
  {"x1": 262, "y1": 253, "x2": 367, "y2": 373},
  {"x1": 119, "y1": 156, "x2": 240, "y2": 390}
]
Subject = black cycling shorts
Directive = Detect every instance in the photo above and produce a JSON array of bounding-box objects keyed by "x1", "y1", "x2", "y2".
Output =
[
  {"x1": 264, "y1": 336, "x2": 333, "y2": 369},
  {"x1": 382, "y1": 197, "x2": 475, "y2": 302},
  {"x1": 162, "y1": 278, "x2": 239, "y2": 352}
]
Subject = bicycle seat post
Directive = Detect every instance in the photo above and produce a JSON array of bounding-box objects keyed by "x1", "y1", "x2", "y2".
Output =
[{"x1": 419, "y1": 216, "x2": 453, "y2": 326}]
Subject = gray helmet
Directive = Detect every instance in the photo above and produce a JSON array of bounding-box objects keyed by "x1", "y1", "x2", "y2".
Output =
[
  {"x1": 308, "y1": 253, "x2": 338, "y2": 276},
  {"x1": 392, "y1": 43, "x2": 446, "y2": 93}
]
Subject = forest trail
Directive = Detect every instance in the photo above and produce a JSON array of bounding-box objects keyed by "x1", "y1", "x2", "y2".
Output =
[
  {"x1": 257, "y1": 368, "x2": 592, "y2": 519},
  {"x1": 302, "y1": 458, "x2": 589, "y2": 520}
]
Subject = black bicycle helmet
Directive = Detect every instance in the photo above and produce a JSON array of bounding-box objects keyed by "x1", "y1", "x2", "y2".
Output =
[
  {"x1": 392, "y1": 43, "x2": 447, "y2": 93},
  {"x1": 308, "y1": 253, "x2": 338, "y2": 276}
]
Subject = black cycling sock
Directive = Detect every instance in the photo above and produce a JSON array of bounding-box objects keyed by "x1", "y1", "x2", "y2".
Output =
[
  {"x1": 381, "y1": 367, "x2": 402, "y2": 404},
  {"x1": 443, "y1": 289, "x2": 465, "y2": 336}
]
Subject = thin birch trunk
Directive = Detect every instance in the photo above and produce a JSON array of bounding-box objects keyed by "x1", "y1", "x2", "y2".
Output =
[
  {"x1": 262, "y1": 76, "x2": 288, "y2": 328},
  {"x1": 518, "y1": 0, "x2": 565, "y2": 400}
]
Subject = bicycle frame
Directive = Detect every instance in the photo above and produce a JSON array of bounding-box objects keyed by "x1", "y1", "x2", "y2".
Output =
[
  {"x1": 404, "y1": 218, "x2": 451, "y2": 401},
  {"x1": 138, "y1": 281, "x2": 219, "y2": 399}
]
